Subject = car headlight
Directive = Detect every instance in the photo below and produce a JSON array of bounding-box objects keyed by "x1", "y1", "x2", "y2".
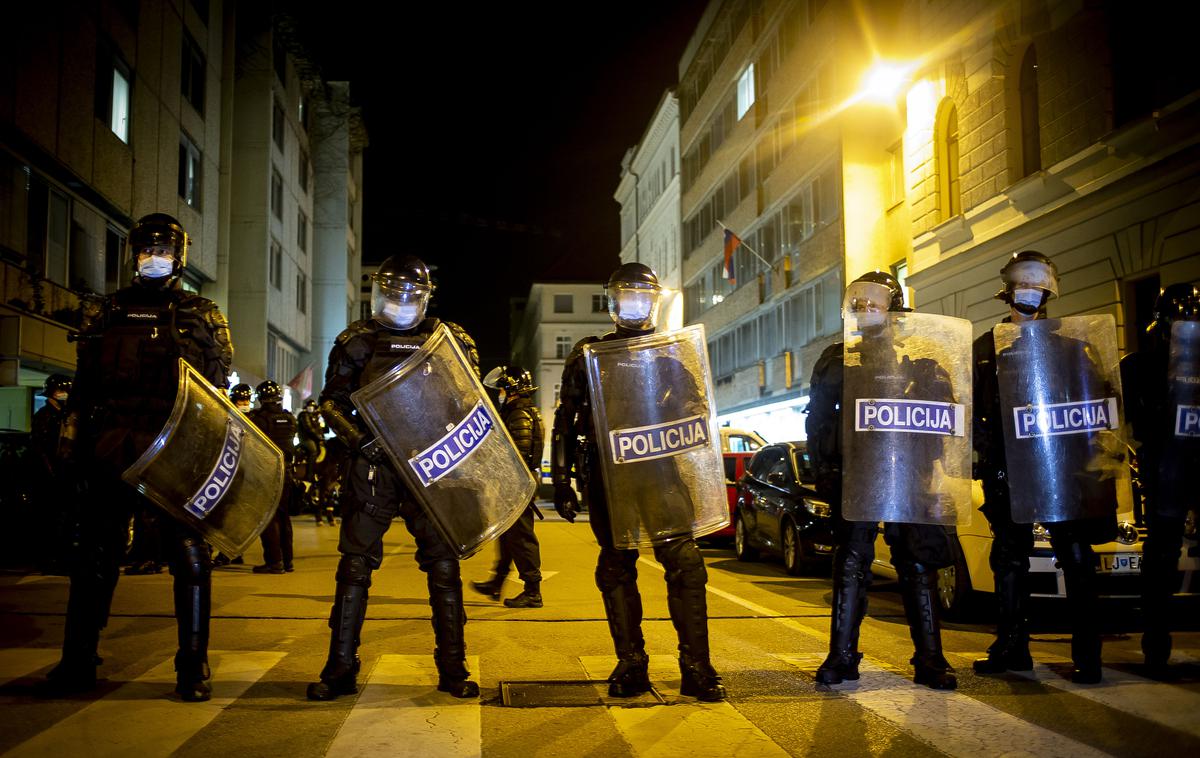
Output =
[
  {"x1": 1115, "y1": 521, "x2": 1139, "y2": 546},
  {"x1": 802, "y1": 497, "x2": 831, "y2": 518}
]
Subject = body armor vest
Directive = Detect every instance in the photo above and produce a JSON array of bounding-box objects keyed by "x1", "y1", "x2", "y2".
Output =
[{"x1": 360, "y1": 318, "x2": 443, "y2": 386}]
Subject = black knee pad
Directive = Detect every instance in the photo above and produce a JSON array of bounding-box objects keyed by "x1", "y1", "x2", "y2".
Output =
[
  {"x1": 595, "y1": 548, "x2": 638, "y2": 592},
  {"x1": 657, "y1": 539, "x2": 707, "y2": 587},
  {"x1": 336, "y1": 554, "x2": 373, "y2": 588}
]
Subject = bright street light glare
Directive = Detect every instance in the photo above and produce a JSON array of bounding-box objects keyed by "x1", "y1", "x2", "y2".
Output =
[{"x1": 859, "y1": 63, "x2": 911, "y2": 102}]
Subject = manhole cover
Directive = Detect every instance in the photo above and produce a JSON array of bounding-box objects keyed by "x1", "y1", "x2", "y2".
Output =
[{"x1": 500, "y1": 680, "x2": 667, "y2": 707}]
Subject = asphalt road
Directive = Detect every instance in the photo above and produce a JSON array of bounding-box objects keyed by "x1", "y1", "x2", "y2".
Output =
[{"x1": 1, "y1": 508, "x2": 1198, "y2": 757}]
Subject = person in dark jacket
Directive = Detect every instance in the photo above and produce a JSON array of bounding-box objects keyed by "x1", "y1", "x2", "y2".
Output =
[
  {"x1": 471, "y1": 365, "x2": 546, "y2": 608},
  {"x1": 41, "y1": 213, "x2": 233, "y2": 701},
  {"x1": 247, "y1": 380, "x2": 298, "y2": 573}
]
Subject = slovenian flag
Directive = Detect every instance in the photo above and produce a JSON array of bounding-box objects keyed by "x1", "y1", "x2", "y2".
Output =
[{"x1": 723, "y1": 228, "x2": 741, "y2": 284}]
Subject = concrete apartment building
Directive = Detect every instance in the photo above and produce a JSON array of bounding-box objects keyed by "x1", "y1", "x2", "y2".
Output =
[
  {"x1": 510, "y1": 281, "x2": 613, "y2": 468},
  {"x1": 615, "y1": 91, "x2": 684, "y2": 331},
  {"x1": 0, "y1": 0, "x2": 229, "y2": 428}
]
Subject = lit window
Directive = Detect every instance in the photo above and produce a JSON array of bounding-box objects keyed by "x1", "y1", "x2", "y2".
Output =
[
  {"x1": 936, "y1": 100, "x2": 961, "y2": 220},
  {"x1": 736, "y1": 64, "x2": 756, "y2": 119},
  {"x1": 178, "y1": 133, "x2": 202, "y2": 209},
  {"x1": 96, "y1": 47, "x2": 132, "y2": 143}
]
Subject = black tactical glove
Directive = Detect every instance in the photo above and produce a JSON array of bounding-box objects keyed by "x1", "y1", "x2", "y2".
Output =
[{"x1": 553, "y1": 483, "x2": 579, "y2": 523}]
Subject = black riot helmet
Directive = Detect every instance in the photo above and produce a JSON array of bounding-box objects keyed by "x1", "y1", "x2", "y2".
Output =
[
  {"x1": 995, "y1": 250, "x2": 1059, "y2": 315},
  {"x1": 483, "y1": 365, "x2": 537, "y2": 396},
  {"x1": 230, "y1": 383, "x2": 253, "y2": 404},
  {"x1": 605, "y1": 262, "x2": 664, "y2": 331},
  {"x1": 843, "y1": 270, "x2": 908, "y2": 322},
  {"x1": 43, "y1": 374, "x2": 72, "y2": 397},
  {"x1": 256, "y1": 380, "x2": 284, "y2": 405},
  {"x1": 303, "y1": 398, "x2": 318, "y2": 412},
  {"x1": 1147, "y1": 282, "x2": 1200, "y2": 339},
  {"x1": 129, "y1": 212, "x2": 189, "y2": 285},
  {"x1": 371, "y1": 255, "x2": 435, "y2": 330}
]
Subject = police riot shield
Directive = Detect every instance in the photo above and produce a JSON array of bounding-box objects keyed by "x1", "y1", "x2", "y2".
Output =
[
  {"x1": 841, "y1": 312, "x2": 972, "y2": 525},
  {"x1": 584, "y1": 325, "x2": 728, "y2": 549},
  {"x1": 1157, "y1": 320, "x2": 1200, "y2": 516},
  {"x1": 994, "y1": 315, "x2": 1132, "y2": 523},
  {"x1": 122, "y1": 359, "x2": 287, "y2": 558},
  {"x1": 350, "y1": 324, "x2": 535, "y2": 559}
]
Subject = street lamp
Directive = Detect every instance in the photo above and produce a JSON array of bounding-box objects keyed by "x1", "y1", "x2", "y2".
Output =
[{"x1": 857, "y1": 61, "x2": 914, "y2": 104}]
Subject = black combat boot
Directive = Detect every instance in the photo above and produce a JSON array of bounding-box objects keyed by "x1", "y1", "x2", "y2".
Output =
[
  {"x1": 307, "y1": 584, "x2": 368, "y2": 700},
  {"x1": 173, "y1": 542, "x2": 212, "y2": 702},
  {"x1": 973, "y1": 562, "x2": 1033, "y2": 674},
  {"x1": 503, "y1": 583, "x2": 543, "y2": 608},
  {"x1": 817, "y1": 545, "x2": 870, "y2": 685},
  {"x1": 429, "y1": 560, "x2": 479, "y2": 698},
  {"x1": 469, "y1": 574, "x2": 506, "y2": 601},
  {"x1": 900, "y1": 567, "x2": 956, "y2": 690},
  {"x1": 1060, "y1": 542, "x2": 1102, "y2": 684},
  {"x1": 663, "y1": 541, "x2": 726, "y2": 702},
  {"x1": 600, "y1": 583, "x2": 651, "y2": 697}
]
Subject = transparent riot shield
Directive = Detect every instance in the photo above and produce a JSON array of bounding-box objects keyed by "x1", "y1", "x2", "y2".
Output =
[
  {"x1": 1156, "y1": 320, "x2": 1200, "y2": 516},
  {"x1": 994, "y1": 315, "x2": 1132, "y2": 523},
  {"x1": 122, "y1": 359, "x2": 287, "y2": 557},
  {"x1": 351, "y1": 323, "x2": 535, "y2": 559},
  {"x1": 841, "y1": 312, "x2": 972, "y2": 525},
  {"x1": 584, "y1": 325, "x2": 728, "y2": 549}
]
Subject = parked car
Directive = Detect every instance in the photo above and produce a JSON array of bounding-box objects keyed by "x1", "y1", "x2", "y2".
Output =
[
  {"x1": 704, "y1": 451, "x2": 755, "y2": 541},
  {"x1": 720, "y1": 427, "x2": 767, "y2": 453},
  {"x1": 733, "y1": 442, "x2": 835, "y2": 575},
  {"x1": 871, "y1": 475, "x2": 1200, "y2": 620}
]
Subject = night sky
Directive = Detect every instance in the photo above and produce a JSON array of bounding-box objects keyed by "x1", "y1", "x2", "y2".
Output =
[{"x1": 288, "y1": 1, "x2": 707, "y2": 367}]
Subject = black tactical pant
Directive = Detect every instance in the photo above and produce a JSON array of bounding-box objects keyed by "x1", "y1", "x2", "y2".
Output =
[
  {"x1": 1140, "y1": 506, "x2": 1187, "y2": 656},
  {"x1": 490, "y1": 503, "x2": 542, "y2": 586},
  {"x1": 258, "y1": 489, "x2": 294, "y2": 568}
]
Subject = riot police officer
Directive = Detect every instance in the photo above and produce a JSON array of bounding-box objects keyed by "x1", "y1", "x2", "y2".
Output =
[
  {"x1": 32, "y1": 375, "x2": 73, "y2": 574},
  {"x1": 472, "y1": 365, "x2": 546, "y2": 608},
  {"x1": 972, "y1": 251, "x2": 1116, "y2": 683},
  {"x1": 248, "y1": 380, "x2": 298, "y2": 574},
  {"x1": 552, "y1": 262, "x2": 726, "y2": 702},
  {"x1": 307, "y1": 255, "x2": 481, "y2": 700},
  {"x1": 296, "y1": 398, "x2": 332, "y2": 524},
  {"x1": 1120, "y1": 283, "x2": 1200, "y2": 673},
  {"x1": 42, "y1": 213, "x2": 233, "y2": 701},
  {"x1": 230, "y1": 383, "x2": 253, "y2": 413},
  {"x1": 807, "y1": 271, "x2": 958, "y2": 690}
]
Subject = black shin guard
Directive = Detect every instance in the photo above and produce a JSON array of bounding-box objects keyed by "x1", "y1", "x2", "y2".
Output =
[{"x1": 428, "y1": 560, "x2": 478, "y2": 698}]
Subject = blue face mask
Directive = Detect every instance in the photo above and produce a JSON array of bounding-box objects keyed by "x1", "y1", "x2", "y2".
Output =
[{"x1": 138, "y1": 255, "x2": 174, "y2": 279}]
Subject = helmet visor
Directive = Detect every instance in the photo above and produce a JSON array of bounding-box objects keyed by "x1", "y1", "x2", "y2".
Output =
[
  {"x1": 608, "y1": 286, "x2": 663, "y2": 330},
  {"x1": 482, "y1": 366, "x2": 506, "y2": 390},
  {"x1": 842, "y1": 281, "x2": 894, "y2": 318},
  {"x1": 1002, "y1": 260, "x2": 1059, "y2": 298},
  {"x1": 371, "y1": 280, "x2": 429, "y2": 329}
]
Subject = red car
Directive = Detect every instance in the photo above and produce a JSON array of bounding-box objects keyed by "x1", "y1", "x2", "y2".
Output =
[{"x1": 706, "y1": 451, "x2": 755, "y2": 540}]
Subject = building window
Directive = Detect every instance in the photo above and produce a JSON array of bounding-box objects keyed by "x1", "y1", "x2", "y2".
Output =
[
  {"x1": 555, "y1": 335, "x2": 572, "y2": 359},
  {"x1": 1019, "y1": 45, "x2": 1041, "y2": 179},
  {"x1": 935, "y1": 100, "x2": 961, "y2": 221},
  {"x1": 178, "y1": 133, "x2": 202, "y2": 209},
  {"x1": 298, "y1": 210, "x2": 308, "y2": 252},
  {"x1": 553, "y1": 294, "x2": 573, "y2": 313},
  {"x1": 273, "y1": 100, "x2": 285, "y2": 150},
  {"x1": 273, "y1": 36, "x2": 286, "y2": 84},
  {"x1": 298, "y1": 148, "x2": 309, "y2": 193},
  {"x1": 181, "y1": 31, "x2": 206, "y2": 115},
  {"x1": 297, "y1": 271, "x2": 307, "y2": 314},
  {"x1": 104, "y1": 226, "x2": 127, "y2": 294},
  {"x1": 736, "y1": 64, "x2": 756, "y2": 120},
  {"x1": 298, "y1": 93, "x2": 309, "y2": 133},
  {"x1": 271, "y1": 168, "x2": 283, "y2": 220},
  {"x1": 591, "y1": 294, "x2": 608, "y2": 313},
  {"x1": 96, "y1": 47, "x2": 131, "y2": 143},
  {"x1": 269, "y1": 239, "x2": 282, "y2": 289}
]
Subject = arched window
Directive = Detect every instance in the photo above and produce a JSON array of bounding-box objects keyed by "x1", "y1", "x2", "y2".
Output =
[
  {"x1": 935, "y1": 100, "x2": 961, "y2": 221},
  {"x1": 1020, "y1": 45, "x2": 1041, "y2": 177}
]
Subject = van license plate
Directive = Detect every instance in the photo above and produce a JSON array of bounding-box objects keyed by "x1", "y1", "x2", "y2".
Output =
[{"x1": 1099, "y1": 554, "x2": 1140, "y2": 573}]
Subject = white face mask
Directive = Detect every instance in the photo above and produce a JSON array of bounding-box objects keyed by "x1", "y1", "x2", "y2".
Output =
[
  {"x1": 380, "y1": 300, "x2": 422, "y2": 328},
  {"x1": 497, "y1": 389, "x2": 508, "y2": 406},
  {"x1": 853, "y1": 310, "x2": 888, "y2": 330},
  {"x1": 612, "y1": 290, "x2": 661, "y2": 329},
  {"x1": 1012, "y1": 288, "x2": 1044, "y2": 308},
  {"x1": 138, "y1": 255, "x2": 174, "y2": 279},
  {"x1": 236, "y1": 402, "x2": 251, "y2": 412},
  {"x1": 52, "y1": 391, "x2": 68, "y2": 403}
]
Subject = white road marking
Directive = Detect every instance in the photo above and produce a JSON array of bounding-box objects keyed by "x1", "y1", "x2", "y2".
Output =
[
  {"x1": 0, "y1": 648, "x2": 61, "y2": 685},
  {"x1": 637, "y1": 556, "x2": 826, "y2": 611},
  {"x1": 4, "y1": 650, "x2": 284, "y2": 758},
  {"x1": 325, "y1": 654, "x2": 481, "y2": 758},
  {"x1": 577, "y1": 655, "x2": 790, "y2": 757},
  {"x1": 779, "y1": 655, "x2": 1114, "y2": 758}
]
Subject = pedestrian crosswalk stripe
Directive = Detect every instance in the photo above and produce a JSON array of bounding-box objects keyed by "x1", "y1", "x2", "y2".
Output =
[
  {"x1": 778, "y1": 655, "x2": 1114, "y2": 758},
  {"x1": 638, "y1": 556, "x2": 827, "y2": 611},
  {"x1": 1016, "y1": 661, "x2": 1200, "y2": 739},
  {"x1": 325, "y1": 654, "x2": 481, "y2": 758},
  {"x1": 0, "y1": 648, "x2": 61, "y2": 685},
  {"x1": 3, "y1": 650, "x2": 284, "y2": 758},
  {"x1": 578, "y1": 655, "x2": 790, "y2": 757}
]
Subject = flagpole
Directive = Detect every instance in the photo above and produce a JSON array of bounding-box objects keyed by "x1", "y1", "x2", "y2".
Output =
[{"x1": 717, "y1": 220, "x2": 774, "y2": 268}]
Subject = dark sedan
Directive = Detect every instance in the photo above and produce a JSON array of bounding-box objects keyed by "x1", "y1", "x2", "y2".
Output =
[{"x1": 734, "y1": 441, "x2": 835, "y2": 575}]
